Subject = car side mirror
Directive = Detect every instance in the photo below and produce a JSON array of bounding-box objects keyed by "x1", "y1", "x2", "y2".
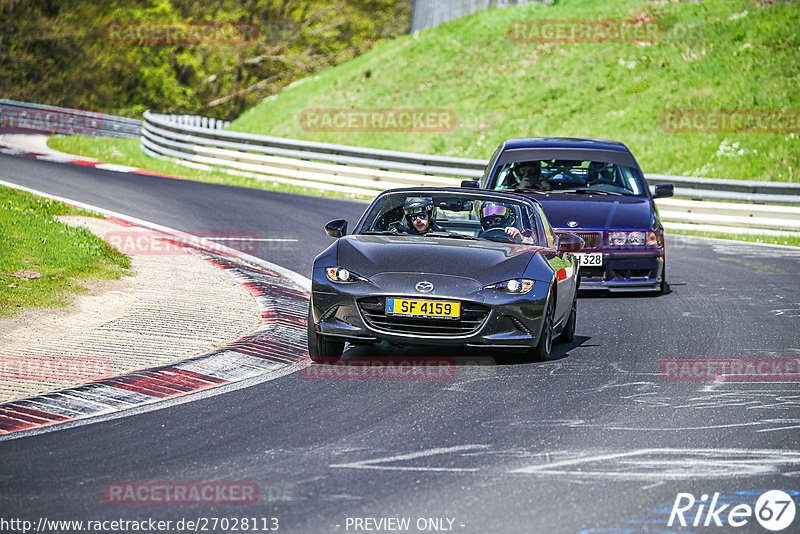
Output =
[
  {"x1": 557, "y1": 233, "x2": 585, "y2": 252},
  {"x1": 325, "y1": 219, "x2": 348, "y2": 238},
  {"x1": 654, "y1": 184, "x2": 674, "y2": 198},
  {"x1": 461, "y1": 180, "x2": 480, "y2": 188}
]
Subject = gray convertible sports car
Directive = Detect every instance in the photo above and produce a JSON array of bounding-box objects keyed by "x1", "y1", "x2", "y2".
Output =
[{"x1": 308, "y1": 188, "x2": 583, "y2": 364}]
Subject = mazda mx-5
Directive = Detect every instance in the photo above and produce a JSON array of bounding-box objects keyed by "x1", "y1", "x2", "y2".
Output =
[{"x1": 308, "y1": 188, "x2": 583, "y2": 363}]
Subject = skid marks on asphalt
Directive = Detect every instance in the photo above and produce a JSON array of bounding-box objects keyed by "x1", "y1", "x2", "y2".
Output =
[{"x1": 327, "y1": 445, "x2": 800, "y2": 481}]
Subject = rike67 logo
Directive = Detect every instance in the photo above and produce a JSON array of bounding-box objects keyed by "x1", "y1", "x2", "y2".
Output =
[{"x1": 668, "y1": 490, "x2": 796, "y2": 531}]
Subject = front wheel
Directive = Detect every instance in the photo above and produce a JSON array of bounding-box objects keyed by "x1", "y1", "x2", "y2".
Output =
[
  {"x1": 529, "y1": 294, "x2": 555, "y2": 362},
  {"x1": 307, "y1": 307, "x2": 344, "y2": 364}
]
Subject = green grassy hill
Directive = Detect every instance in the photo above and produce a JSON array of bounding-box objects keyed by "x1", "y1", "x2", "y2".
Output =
[{"x1": 230, "y1": 0, "x2": 799, "y2": 182}]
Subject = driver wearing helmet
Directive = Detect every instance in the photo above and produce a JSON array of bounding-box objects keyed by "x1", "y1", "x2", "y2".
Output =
[
  {"x1": 403, "y1": 197, "x2": 442, "y2": 235},
  {"x1": 479, "y1": 202, "x2": 533, "y2": 243}
]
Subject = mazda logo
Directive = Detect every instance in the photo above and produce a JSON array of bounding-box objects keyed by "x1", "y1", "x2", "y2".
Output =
[{"x1": 415, "y1": 281, "x2": 434, "y2": 293}]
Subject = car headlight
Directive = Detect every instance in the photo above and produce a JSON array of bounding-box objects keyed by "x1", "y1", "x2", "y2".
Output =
[
  {"x1": 485, "y1": 279, "x2": 535, "y2": 294},
  {"x1": 325, "y1": 267, "x2": 366, "y2": 283},
  {"x1": 608, "y1": 231, "x2": 658, "y2": 246}
]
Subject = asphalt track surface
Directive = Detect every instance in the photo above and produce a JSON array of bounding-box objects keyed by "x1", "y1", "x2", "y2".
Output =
[{"x1": 1, "y1": 152, "x2": 799, "y2": 533}]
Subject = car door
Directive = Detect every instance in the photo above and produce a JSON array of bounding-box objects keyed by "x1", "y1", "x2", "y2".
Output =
[{"x1": 532, "y1": 203, "x2": 575, "y2": 323}]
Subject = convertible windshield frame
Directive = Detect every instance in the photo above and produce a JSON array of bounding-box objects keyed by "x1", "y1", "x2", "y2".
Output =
[{"x1": 353, "y1": 189, "x2": 545, "y2": 247}]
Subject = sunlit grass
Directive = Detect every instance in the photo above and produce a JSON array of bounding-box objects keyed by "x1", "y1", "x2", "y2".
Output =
[{"x1": 0, "y1": 186, "x2": 131, "y2": 318}]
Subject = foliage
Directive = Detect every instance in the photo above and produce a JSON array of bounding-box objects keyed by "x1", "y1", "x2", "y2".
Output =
[{"x1": 0, "y1": 0, "x2": 412, "y2": 119}]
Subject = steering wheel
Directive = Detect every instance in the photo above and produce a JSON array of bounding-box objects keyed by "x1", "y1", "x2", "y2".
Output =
[{"x1": 478, "y1": 227, "x2": 516, "y2": 243}]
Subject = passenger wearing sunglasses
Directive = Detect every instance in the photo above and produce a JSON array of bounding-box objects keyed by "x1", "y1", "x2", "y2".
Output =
[
  {"x1": 479, "y1": 203, "x2": 533, "y2": 243},
  {"x1": 402, "y1": 197, "x2": 442, "y2": 235}
]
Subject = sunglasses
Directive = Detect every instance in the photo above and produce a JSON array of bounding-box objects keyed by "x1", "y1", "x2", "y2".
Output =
[
  {"x1": 408, "y1": 212, "x2": 428, "y2": 221},
  {"x1": 482, "y1": 215, "x2": 506, "y2": 225}
]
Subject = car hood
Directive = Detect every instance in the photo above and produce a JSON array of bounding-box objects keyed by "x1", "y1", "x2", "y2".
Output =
[
  {"x1": 528, "y1": 193, "x2": 654, "y2": 230},
  {"x1": 337, "y1": 234, "x2": 540, "y2": 285}
]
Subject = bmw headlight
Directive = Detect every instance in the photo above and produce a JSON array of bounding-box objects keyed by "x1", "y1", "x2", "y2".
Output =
[
  {"x1": 325, "y1": 267, "x2": 366, "y2": 283},
  {"x1": 485, "y1": 279, "x2": 535, "y2": 294},
  {"x1": 608, "y1": 231, "x2": 658, "y2": 246}
]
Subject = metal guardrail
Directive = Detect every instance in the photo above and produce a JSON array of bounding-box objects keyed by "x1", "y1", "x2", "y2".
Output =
[
  {"x1": 142, "y1": 110, "x2": 800, "y2": 205},
  {"x1": 411, "y1": 0, "x2": 539, "y2": 33},
  {"x1": 142, "y1": 111, "x2": 487, "y2": 179},
  {"x1": 140, "y1": 110, "x2": 800, "y2": 236},
  {"x1": 0, "y1": 99, "x2": 141, "y2": 138}
]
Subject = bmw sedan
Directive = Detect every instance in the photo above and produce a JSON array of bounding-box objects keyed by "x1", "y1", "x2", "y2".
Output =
[
  {"x1": 308, "y1": 188, "x2": 583, "y2": 364},
  {"x1": 479, "y1": 137, "x2": 673, "y2": 293}
]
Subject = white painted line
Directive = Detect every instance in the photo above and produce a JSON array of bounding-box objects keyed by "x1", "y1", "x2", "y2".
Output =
[
  {"x1": 201, "y1": 237, "x2": 299, "y2": 242},
  {"x1": 35, "y1": 155, "x2": 80, "y2": 163},
  {"x1": 510, "y1": 448, "x2": 800, "y2": 480},
  {"x1": 94, "y1": 163, "x2": 141, "y2": 173},
  {"x1": 330, "y1": 444, "x2": 490, "y2": 472}
]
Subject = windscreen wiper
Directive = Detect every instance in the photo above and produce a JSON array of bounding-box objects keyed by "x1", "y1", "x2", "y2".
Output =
[
  {"x1": 514, "y1": 188, "x2": 550, "y2": 193},
  {"x1": 558, "y1": 188, "x2": 623, "y2": 196},
  {"x1": 426, "y1": 232, "x2": 480, "y2": 240},
  {"x1": 361, "y1": 230, "x2": 401, "y2": 235}
]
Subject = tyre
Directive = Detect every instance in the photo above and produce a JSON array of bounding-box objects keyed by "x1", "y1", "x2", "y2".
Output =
[
  {"x1": 529, "y1": 293, "x2": 555, "y2": 362},
  {"x1": 652, "y1": 256, "x2": 667, "y2": 296},
  {"x1": 556, "y1": 294, "x2": 577, "y2": 343},
  {"x1": 307, "y1": 307, "x2": 344, "y2": 364}
]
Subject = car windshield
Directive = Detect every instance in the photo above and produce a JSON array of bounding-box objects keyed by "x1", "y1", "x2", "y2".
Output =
[
  {"x1": 491, "y1": 159, "x2": 647, "y2": 196},
  {"x1": 359, "y1": 191, "x2": 541, "y2": 246}
]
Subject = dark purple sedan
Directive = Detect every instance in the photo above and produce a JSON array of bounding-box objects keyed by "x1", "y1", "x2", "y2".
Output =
[{"x1": 478, "y1": 137, "x2": 674, "y2": 293}]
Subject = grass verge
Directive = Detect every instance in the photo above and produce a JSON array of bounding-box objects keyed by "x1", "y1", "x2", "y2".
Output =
[
  {"x1": 666, "y1": 229, "x2": 800, "y2": 247},
  {"x1": 0, "y1": 185, "x2": 132, "y2": 319}
]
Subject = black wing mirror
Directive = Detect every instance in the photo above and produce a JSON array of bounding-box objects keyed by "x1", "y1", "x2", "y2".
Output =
[
  {"x1": 654, "y1": 184, "x2": 674, "y2": 198},
  {"x1": 556, "y1": 233, "x2": 585, "y2": 252},
  {"x1": 325, "y1": 219, "x2": 348, "y2": 238},
  {"x1": 461, "y1": 180, "x2": 480, "y2": 188}
]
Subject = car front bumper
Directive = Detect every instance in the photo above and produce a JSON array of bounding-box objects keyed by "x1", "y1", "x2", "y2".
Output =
[
  {"x1": 310, "y1": 270, "x2": 551, "y2": 350},
  {"x1": 578, "y1": 250, "x2": 664, "y2": 292}
]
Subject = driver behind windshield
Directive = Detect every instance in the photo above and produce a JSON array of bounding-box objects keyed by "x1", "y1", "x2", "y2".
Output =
[
  {"x1": 403, "y1": 197, "x2": 442, "y2": 235},
  {"x1": 515, "y1": 161, "x2": 550, "y2": 191},
  {"x1": 479, "y1": 203, "x2": 533, "y2": 243}
]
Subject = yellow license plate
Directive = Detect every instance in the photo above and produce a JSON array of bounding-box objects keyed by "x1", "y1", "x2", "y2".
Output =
[{"x1": 386, "y1": 298, "x2": 460, "y2": 319}]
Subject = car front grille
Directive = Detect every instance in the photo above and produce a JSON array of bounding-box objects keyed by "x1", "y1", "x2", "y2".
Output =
[
  {"x1": 574, "y1": 231, "x2": 602, "y2": 249},
  {"x1": 555, "y1": 230, "x2": 602, "y2": 250},
  {"x1": 357, "y1": 297, "x2": 490, "y2": 337}
]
